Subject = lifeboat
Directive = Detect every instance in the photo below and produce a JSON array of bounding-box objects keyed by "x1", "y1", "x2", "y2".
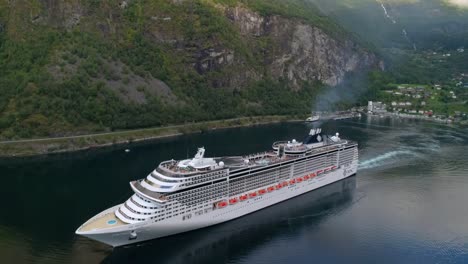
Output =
[
  {"x1": 258, "y1": 189, "x2": 267, "y2": 195},
  {"x1": 324, "y1": 167, "x2": 330, "y2": 172},
  {"x1": 240, "y1": 194, "x2": 248, "y2": 201},
  {"x1": 267, "y1": 186, "x2": 275, "y2": 192},
  {"x1": 217, "y1": 201, "x2": 228, "y2": 208},
  {"x1": 304, "y1": 175, "x2": 310, "y2": 180},
  {"x1": 276, "y1": 183, "x2": 283, "y2": 189},
  {"x1": 296, "y1": 178, "x2": 303, "y2": 183},
  {"x1": 317, "y1": 170, "x2": 323, "y2": 174},
  {"x1": 332, "y1": 166, "x2": 337, "y2": 170},
  {"x1": 309, "y1": 173, "x2": 316, "y2": 178},
  {"x1": 249, "y1": 192, "x2": 257, "y2": 198},
  {"x1": 289, "y1": 179, "x2": 296, "y2": 184},
  {"x1": 282, "y1": 181, "x2": 289, "y2": 187},
  {"x1": 229, "y1": 198, "x2": 239, "y2": 205}
]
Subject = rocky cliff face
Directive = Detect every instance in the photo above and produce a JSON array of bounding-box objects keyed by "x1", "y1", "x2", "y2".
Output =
[
  {"x1": 0, "y1": 0, "x2": 382, "y2": 138},
  {"x1": 224, "y1": 6, "x2": 379, "y2": 88},
  {"x1": 3, "y1": 1, "x2": 379, "y2": 90}
]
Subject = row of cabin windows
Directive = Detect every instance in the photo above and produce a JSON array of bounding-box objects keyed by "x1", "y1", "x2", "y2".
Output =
[
  {"x1": 339, "y1": 152, "x2": 355, "y2": 159},
  {"x1": 170, "y1": 186, "x2": 227, "y2": 205},
  {"x1": 124, "y1": 203, "x2": 162, "y2": 217},
  {"x1": 177, "y1": 187, "x2": 227, "y2": 204},
  {"x1": 130, "y1": 197, "x2": 159, "y2": 210},
  {"x1": 183, "y1": 172, "x2": 227, "y2": 187},
  {"x1": 156, "y1": 202, "x2": 209, "y2": 219},
  {"x1": 229, "y1": 173, "x2": 278, "y2": 195},
  {"x1": 339, "y1": 152, "x2": 355, "y2": 161},
  {"x1": 187, "y1": 171, "x2": 225, "y2": 185},
  {"x1": 119, "y1": 209, "x2": 146, "y2": 222},
  {"x1": 171, "y1": 182, "x2": 227, "y2": 200},
  {"x1": 339, "y1": 153, "x2": 355, "y2": 160},
  {"x1": 182, "y1": 194, "x2": 225, "y2": 206},
  {"x1": 136, "y1": 193, "x2": 155, "y2": 204}
]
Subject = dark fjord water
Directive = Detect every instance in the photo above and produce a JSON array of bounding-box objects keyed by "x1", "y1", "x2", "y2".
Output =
[{"x1": 1, "y1": 117, "x2": 468, "y2": 264}]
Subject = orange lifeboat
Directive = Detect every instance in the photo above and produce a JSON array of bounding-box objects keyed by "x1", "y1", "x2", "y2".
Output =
[
  {"x1": 249, "y1": 192, "x2": 257, "y2": 198},
  {"x1": 267, "y1": 186, "x2": 275, "y2": 192},
  {"x1": 217, "y1": 201, "x2": 228, "y2": 208},
  {"x1": 289, "y1": 179, "x2": 296, "y2": 184},
  {"x1": 282, "y1": 181, "x2": 289, "y2": 187},
  {"x1": 258, "y1": 189, "x2": 267, "y2": 195},
  {"x1": 296, "y1": 177, "x2": 303, "y2": 183},
  {"x1": 304, "y1": 175, "x2": 310, "y2": 180},
  {"x1": 229, "y1": 198, "x2": 239, "y2": 205},
  {"x1": 240, "y1": 194, "x2": 248, "y2": 201},
  {"x1": 276, "y1": 183, "x2": 283, "y2": 190},
  {"x1": 332, "y1": 165, "x2": 337, "y2": 170},
  {"x1": 317, "y1": 169, "x2": 323, "y2": 174},
  {"x1": 309, "y1": 173, "x2": 316, "y2": 178}
]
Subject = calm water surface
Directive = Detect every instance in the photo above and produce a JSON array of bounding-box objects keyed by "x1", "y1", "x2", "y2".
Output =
[{"x1": 1, "y1": 117, "x2": 468, "y2": 264}]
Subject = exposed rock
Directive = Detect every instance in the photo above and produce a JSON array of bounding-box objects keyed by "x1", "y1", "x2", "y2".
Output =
[
  {"x1": 225, "y1": 6, "x2": 265, "y2": 36},
  {"x1": 119, "y1": 1, "x2": 129, "y2": 9},
  {"x1": 195, "y1": 47, "x2": 236, "y2": 74},
  {"x1": 48, "y1": 54, "x2": 177, "y2": 105},
  {"x1": 97, "y1": 61, "x2": 178, "y2": 105},
  {"x1": 64, "y1": 13, "x2": 81, "y2": 29},
  {"x1": 31, "y1": 15, "x2": 45, "y2": 24},
  {"x1": 225, "y1": 6, "x2": 379, "y2": 88},
  {"x1": 36, "y1": 0, "x2": 83, "y2": 29}
]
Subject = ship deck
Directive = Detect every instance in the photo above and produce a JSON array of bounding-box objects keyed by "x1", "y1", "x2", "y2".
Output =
[
  {"x1": 158, "y1": 140, "x2": 354, "y2": 176},
  {"x1": 79, "y1": 212, "x2": 126, "y2": 232}
]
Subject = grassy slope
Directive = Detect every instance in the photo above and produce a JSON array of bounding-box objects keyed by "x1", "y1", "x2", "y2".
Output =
[{"x1": 0, "y1": 0, "x2": 338, "y2": 140}]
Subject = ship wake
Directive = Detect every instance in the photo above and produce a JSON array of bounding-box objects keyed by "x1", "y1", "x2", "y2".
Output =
[{"x1": 358, "y1": 150, "x2": 419, "y2": 170}]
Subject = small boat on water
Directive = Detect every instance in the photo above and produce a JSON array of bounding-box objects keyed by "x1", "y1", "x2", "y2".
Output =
[{"x1": 305, "y1": 115, "x2": 320, "y2": 122}]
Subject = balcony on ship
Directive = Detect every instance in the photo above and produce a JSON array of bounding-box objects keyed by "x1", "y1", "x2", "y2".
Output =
[{"x1": 130, "y1": 180, "x2": 168, "y2": 203}]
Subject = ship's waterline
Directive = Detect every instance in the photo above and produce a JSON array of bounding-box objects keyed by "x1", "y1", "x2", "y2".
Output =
[{"x1": 75, "y1": 128, "x2": 358, "y2": 246}]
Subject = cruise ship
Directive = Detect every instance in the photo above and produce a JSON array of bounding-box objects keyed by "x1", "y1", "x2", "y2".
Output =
[{"x1": 75, "y1": 128, "x2": 358, "y2": 247}]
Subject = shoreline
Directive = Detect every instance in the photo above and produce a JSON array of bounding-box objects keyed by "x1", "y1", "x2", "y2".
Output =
[
  {"x1": 368, "y1": 112, "x2": 468, "y2": 126},
  {"x1": 0, "y1": 115, "x2": 301, "y2": 158}
]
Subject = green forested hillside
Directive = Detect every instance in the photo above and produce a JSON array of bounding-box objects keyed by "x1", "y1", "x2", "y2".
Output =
[{"x1": 0, "y1": 0, "x2": 372, "y2": 139}]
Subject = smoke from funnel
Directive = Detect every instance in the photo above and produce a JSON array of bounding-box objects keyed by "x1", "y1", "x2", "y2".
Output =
[{"x1": 312, "y1": 71, "x2": 371, "y2": 112}]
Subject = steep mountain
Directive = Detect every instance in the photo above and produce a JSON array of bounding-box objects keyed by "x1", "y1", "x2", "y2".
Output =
[
  {"x1": 310, "y1": 0, "x2": 468, "y2": 50},
  {"x1": 0, "y1": 0, "x2": 379, "y2": 139}
]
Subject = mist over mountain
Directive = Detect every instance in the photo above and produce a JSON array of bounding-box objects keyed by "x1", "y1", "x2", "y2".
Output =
[{"x1": 310, "y1": 0, "x2": 468, "y2": 50}]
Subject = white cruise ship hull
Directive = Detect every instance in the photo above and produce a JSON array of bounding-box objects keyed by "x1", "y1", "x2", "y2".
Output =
[{"x1": 79, "y1": 162, "x2": 357, "y2": 247}]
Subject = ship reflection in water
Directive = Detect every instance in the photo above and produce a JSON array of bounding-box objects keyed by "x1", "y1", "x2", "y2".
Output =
[{"x1": 103, "y1": 176, "x2": 356, "y2": 264}]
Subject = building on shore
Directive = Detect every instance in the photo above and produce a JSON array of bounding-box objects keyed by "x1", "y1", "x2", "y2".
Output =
[{"x1": 368, "y1": 101, "x2": 386, "y2": 114}]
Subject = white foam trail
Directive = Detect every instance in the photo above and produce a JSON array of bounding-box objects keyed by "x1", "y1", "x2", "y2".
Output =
[{"x1": 358, "y1": 150, "x2": 416, "y2": 170}]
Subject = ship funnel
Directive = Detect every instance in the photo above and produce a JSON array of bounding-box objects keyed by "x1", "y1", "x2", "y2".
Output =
[{"x1": 194, "y1": 147, "x2": 205, "y2": 159}]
